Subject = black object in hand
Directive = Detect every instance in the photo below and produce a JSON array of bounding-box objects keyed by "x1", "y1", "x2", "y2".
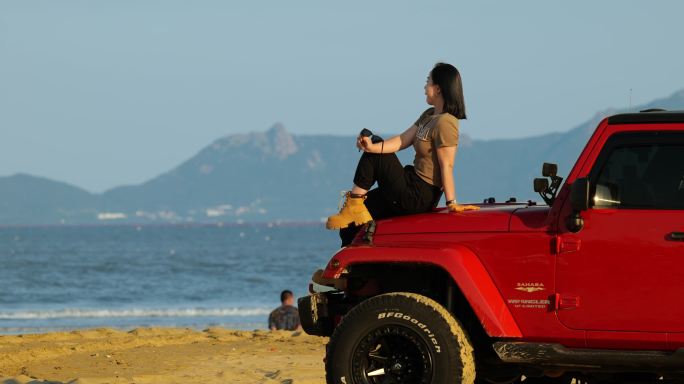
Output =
[{"x1": 359, "y1": 128, "x2": 383, "y2": 143}]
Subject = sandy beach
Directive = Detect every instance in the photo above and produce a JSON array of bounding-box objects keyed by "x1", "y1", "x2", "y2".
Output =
[{"x1": 0, "y1": 327, "x2": 327, "y2": 384}]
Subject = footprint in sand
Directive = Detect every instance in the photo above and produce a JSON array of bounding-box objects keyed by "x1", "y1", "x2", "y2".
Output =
[
  {"x1": 263, "y1": 369, "x2": 280, "y2": 379},
  {"x1": 256, "y1": 369, "x2": 294, "y2": 383}
]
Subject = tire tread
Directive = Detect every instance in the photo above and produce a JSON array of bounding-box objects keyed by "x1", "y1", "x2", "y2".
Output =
[{"x1": 326, "y1": 292, "x2": 475, "y2": 384}]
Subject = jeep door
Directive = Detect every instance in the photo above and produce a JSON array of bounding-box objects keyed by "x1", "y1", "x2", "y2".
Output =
[{"x1": 555, "y1": 131, "x2": 684, "y2": 333}]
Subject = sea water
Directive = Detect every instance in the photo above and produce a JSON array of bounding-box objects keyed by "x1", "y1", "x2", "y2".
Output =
[{"x1": 0, "y1": 224, "x2": 339, "y2": 334}]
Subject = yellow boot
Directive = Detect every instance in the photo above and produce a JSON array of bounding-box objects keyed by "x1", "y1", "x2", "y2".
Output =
[{"x1": 326, "y1": 192, "x2": 373, "y2": 230}]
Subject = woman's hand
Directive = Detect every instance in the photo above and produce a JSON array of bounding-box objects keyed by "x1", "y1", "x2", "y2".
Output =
[
  {"x1": 447, "y1": 203, "x2": 480, "y2": 213},
  {"x1": 356, "y1": 135, "x2": 373, "y2": 152}
]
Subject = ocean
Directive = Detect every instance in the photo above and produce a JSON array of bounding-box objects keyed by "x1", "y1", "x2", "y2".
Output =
[{"x1": 0, "y1": 224, "x2": 340, "y2": 334}]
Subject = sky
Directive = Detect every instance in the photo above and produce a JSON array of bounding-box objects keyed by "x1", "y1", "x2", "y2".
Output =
[{"x1": 1, "y1": 0, "x2": 683, "y2": 192}]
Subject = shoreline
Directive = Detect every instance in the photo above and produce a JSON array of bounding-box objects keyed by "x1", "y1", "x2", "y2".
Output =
[
  {"x1": 0, "y1": 327, "x2": 327, "y2": 384},
  {"x1": 0, "y1": 220, "x2": 327, "y2": 229}
]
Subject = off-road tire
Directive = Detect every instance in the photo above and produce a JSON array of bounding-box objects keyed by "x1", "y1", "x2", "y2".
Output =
[
  {"x1": 325, "y1": 292, "x2": 476, "y2": 384},
  {"x1": 298, "y1": 295, "x2": 332, "y2": 336}
]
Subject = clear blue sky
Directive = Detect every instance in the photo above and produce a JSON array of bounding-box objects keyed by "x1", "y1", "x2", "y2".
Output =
[{"x1": 2, "y1": 0, "x2": 683, "y2": 192}]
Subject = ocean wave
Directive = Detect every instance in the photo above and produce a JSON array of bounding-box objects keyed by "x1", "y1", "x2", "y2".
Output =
[{"x1": 0, "y1": 307, "x2": 272, "y2": 320}]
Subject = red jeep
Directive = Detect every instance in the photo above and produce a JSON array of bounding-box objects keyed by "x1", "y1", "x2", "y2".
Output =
[{"x1": 299, "y1": 110, "x2": 684, "y2": 384}]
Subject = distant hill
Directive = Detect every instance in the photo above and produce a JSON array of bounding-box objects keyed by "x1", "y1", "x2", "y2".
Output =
[
  {"x1": 2, "y1": 90, "x2": 683, "y2": 225},
  {"x1": 0, "y1": 173, "x2": 97, "y2": 224},
  {"x1": 100, "y1": 123, "x2": 356, "y2": 221}
]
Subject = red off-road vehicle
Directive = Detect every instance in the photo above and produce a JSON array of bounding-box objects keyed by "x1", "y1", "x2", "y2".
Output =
[{"x1": 299, "y1": 110, "x2": 684, "y2": 384}]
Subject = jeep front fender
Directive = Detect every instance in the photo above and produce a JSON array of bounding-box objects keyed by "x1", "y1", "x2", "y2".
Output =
[{"x1": 321, "y1": 245, "x2": 522, "y2": 338}]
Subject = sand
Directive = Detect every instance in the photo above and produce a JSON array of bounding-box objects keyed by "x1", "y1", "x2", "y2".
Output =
[{"x1": 0, "y1": 327, "x2": 327, "y2": 384}]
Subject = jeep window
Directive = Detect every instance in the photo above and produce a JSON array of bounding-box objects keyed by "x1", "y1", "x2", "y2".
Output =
[{"x1": 592, "y1": 135, "x2": 684, "y2": 210}]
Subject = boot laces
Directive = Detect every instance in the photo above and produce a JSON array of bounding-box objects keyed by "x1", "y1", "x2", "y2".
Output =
[{"x1": 337, "y1": 190, "x2": 350, "y2": 211}]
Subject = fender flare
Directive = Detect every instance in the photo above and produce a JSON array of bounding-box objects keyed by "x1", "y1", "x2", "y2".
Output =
[{"x1": 322, "y1": 245, "x2": 522, "y2": 338}]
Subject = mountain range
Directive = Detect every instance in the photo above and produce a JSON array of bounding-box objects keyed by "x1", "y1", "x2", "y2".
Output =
[{"x1": 2, "y1": 89, "x2": 683, "y2": 225}]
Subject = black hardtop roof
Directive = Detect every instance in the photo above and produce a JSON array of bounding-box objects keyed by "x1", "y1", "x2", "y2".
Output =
[{"x1": 608, "y1": 110, "x2": 684, "y2": 125}]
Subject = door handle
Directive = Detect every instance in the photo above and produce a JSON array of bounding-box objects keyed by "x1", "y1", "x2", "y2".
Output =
[{"x1": 670, "y1": 232, "x2": 684, "y2": 241}]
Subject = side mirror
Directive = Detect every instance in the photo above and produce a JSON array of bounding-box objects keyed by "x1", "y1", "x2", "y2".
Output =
[
  {"x1": 535, "y1": 162, "x2": 564, "y2": 206},
  {"x1": 533, "y1": 178, "x2": 549, "y2": 193},
  {"x1": 570, "y1": 178, "x2": 590, "y2": 211},
  {"x1": 542, "y1": 163, "x2": 558, "y2": 177}
]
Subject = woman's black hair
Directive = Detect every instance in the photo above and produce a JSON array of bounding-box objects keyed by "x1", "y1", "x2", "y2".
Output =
[{"x1": 430, "y1": 63, "x2": 466, "y2": 119}]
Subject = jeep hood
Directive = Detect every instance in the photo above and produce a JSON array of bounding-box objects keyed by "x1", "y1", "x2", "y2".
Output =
[{"x1": 372, "y1": 204, "x2": 549, "y2": 235}]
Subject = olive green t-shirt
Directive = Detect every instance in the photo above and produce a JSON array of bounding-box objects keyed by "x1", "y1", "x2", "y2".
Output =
[{"x1": 412, "y1": 108, "x2": 459, "y2": 187}]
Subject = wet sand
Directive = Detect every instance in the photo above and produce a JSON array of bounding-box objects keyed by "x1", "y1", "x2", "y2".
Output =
[{"x1": 0, "y1": 327, "x2": 327, "y2": 384}]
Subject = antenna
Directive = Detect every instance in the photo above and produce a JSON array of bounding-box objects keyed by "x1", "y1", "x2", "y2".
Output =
[{"x1": 629, "y1": 88, "x2": 633, "y2": 109}]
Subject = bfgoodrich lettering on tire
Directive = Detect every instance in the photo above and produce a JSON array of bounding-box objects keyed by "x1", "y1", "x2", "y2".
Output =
[{"x1": 325, "y1": 292, "x2": 475, "y2": 384}]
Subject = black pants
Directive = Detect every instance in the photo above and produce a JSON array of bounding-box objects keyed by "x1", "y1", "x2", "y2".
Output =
[{"x1": 339, "y1": 152, "x2": 442, "y2": 246}]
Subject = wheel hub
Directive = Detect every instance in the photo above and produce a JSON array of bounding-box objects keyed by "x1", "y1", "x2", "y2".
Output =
[{"x1": 351, "y1": 324, "x2": 433, "y2": 384}]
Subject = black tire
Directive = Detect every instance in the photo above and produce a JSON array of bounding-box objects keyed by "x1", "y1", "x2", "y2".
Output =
[
  {"x1": 325, "y1": 292, "x2": 475, "y2": 384},
  {"x1": 298, "y1": 295, "x2": 332, "y2": 336}
]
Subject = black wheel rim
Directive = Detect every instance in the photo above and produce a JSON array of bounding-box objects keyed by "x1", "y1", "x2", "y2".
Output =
[{"x1": 351, "y1": 324, "x2": 433, "y2": 384}]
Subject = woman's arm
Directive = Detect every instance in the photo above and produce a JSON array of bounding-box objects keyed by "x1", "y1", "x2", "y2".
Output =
[
  {"x1": 437, "y1": 145, "x2": 479, "y2": 212},
  {"x1": 436, "y1": 146, "x2": 457, "y2": 201},
  {"x1": 358, "y1": 125, "x2": 418, "y2": 154}
]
